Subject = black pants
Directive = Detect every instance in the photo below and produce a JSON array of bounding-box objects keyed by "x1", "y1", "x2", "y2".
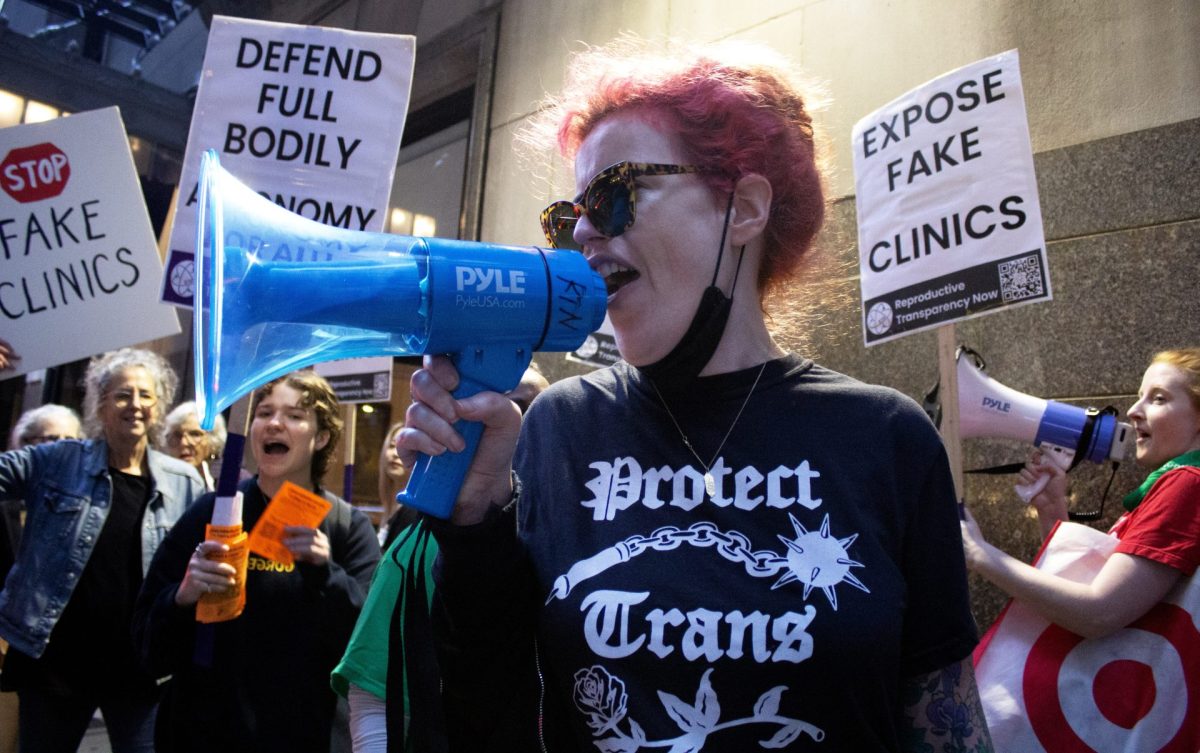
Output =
[{"x1": 17, "y1": 684, "x2": 157, "y2": 753}]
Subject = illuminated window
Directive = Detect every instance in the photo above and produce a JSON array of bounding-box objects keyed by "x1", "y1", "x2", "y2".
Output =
[
  {"x1": 389, "y1": 208, "x2": 413, "y2": 235},
  {"x1": 128, "y1": 135, "x2": 152, "y2": 174},
  {"x1": 23, "y1": 100, "x2": 60, "y2": 123},
  {"x1": 388, "y1": 208, "x2": 436, "y2": 237},
  {"x1": 0, "y1": 90, "x2": 23, "y2": 128},
  {"x1": 412, "y1": 213, "x2": 437, "y2": 237},
  {"x1": 0, "y1": 90, "x2": 71, "y2": 126}
]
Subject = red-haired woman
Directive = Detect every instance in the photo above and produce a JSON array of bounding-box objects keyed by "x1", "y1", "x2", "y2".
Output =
[
  {"x1": 401, "y1": 38, "x2": 991, "y2": 751},
  {"x1": 134, "y1": 371, "x2": 380, "y2": 752}
]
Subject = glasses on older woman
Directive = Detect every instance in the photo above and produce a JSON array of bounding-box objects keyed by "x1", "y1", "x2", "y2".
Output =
[
  {"x1": 539, "y1": 162, "x2": 706, "y2": 250},
  {"x1": 108, "y1": 389, "x2": 157, "y2": 408},
  {"x1": 167, "y1": 426, "x2": 208, "y2": 446}
]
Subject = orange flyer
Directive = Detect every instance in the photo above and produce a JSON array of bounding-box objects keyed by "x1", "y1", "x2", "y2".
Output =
[{"x1": 247, "y1": 481, "x2": 332, "y2": 565}]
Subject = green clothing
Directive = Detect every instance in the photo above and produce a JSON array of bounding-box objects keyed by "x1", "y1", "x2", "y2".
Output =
[
  {"x1": 1122, "y1": 449, "x2": 1200, "y2": 511},
  {"x1": 331, "y1": 520, "x2": 438, "y2": 701}
]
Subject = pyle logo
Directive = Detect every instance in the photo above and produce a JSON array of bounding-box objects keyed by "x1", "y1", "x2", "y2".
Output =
[
  {"x1": 2, "y1": 143, "x2": 71, "y2": 203},
  {"x1": 455, "y1": 266, "x2": 526, "y2": 294},
  {"x1": 981, "y1": 396, "x2": 1011, "y2": 413}
]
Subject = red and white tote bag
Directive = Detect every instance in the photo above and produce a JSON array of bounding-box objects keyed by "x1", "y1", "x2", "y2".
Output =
[{"x1": 973, "y1": 521, "x2": 1199, "y2": 753}]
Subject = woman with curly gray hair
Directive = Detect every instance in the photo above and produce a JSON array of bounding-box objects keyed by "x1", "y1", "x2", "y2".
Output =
[{"x1": 0, "y1": 347, "x2": 205, "y2": 753}]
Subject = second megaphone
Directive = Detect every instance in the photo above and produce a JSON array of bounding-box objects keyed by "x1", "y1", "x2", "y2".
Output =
[
  {"x1": 956, "y1": 347, "x2": 1134, "y2": 501},
  {"x1": 192, "y1": 150, "x2": 607, "y2": 518}
]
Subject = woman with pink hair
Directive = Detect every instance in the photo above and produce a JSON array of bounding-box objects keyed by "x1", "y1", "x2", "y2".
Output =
[{"x1": 402, "y1": 37, "x2": 990, "y2": 752}]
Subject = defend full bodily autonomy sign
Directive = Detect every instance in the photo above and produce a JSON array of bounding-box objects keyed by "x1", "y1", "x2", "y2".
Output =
[
  {"x1": 852, "y1": 50, "x2": 1051, "y2": 346},
  {"x1": 0, "y1": 108, "x2": 180, "y2": 378},
  {"x1": 161, "y1": 16, "x2": 414, "y2": 306}
]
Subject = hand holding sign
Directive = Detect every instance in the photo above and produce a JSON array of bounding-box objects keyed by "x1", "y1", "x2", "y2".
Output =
[
  {"x1": 0, "y1": 338, "x2": 18, "y2": 371},
  {"x1": 177, "y1": 538, "x2": 239, "y2": 607}
]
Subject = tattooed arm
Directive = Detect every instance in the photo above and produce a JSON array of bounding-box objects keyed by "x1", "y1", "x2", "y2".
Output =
[{"x1": 899, "y1": 657, "x2": 994, "y2": 752}]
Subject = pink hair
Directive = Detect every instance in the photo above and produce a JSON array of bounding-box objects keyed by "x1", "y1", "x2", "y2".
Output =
[{"x1": 526, "y1": 38, "x2": 827, "y2": 293}]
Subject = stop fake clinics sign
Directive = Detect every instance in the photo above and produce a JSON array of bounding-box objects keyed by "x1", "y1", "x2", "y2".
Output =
[{"x1": 0, "y1": 107, "x2": 178, "y2": 378}]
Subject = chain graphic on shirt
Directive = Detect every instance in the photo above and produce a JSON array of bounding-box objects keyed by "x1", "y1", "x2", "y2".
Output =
[
  {"x1": 573, "y1": 664, "x2": 824, "y2": 751},
  {"x1": 547, "y1": 514, "x2": 869, "y2": 610}
]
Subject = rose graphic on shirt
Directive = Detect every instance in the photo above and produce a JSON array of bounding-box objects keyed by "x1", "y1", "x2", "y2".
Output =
[
  {"x1": 574, "y1": 665, "x2": 629, "y2": 736},
  {"x1": 573, "y1": 666, "x2": 824, "y2": 751}
]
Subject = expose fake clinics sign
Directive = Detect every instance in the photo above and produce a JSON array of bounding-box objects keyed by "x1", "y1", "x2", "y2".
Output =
[{"x1": 853, "y1": 50, "x2": 1052, "y2": 346}]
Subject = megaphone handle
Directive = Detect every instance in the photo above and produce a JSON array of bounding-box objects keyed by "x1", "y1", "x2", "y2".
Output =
[
  {"x1": 400, "y1": 419, "x2": 486, "y2": 520},
  {"x1": 1013, "y1": 443, "x2": 1073, "y2": 503},
  {"x1": 398, "y1": 349, "x2": 531, "y2": 520},
  {"x1": 1013, "y1": 473, "x2": 1050, "y2": 503}
]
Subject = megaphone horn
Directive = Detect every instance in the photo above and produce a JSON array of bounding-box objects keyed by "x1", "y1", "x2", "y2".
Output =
[{"x1": 193, "y1": 150, "x2": 607, "y2": 518}]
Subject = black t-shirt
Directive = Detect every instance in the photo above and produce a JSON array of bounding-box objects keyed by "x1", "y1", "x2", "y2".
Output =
[
  {"x1": 135, "y1": 479, "x2": 381, "y2": 753},
  {"x1": 514, "y1": 356, "x2": 978, "y2": 751},
  {"x1": 5, "y1": 468, "x2": 153, "y2": 694}
]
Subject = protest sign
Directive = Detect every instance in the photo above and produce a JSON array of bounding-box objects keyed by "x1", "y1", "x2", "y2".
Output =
[
  {"x1": 161, "y1": 15, "x2": 414, "y2": 307},
  {"x1": 1, "y1": 107, "x2": 180, "y2": 378},
  {"x1": 314, "y1": 355, "x2": 392, "y2": 403},
  {"x1": 853, "y1": 50, "x2": 1051, "y2": 346},
  {"x1": 567, "y1": 316, "x2": 620, "y2": 369}
]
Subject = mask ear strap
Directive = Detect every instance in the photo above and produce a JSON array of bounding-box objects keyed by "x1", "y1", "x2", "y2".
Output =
[
  {"x1": 711, "y1": 193, "x2": 735, "y2": 287},
  {"x1": 730, "y1": 244, "x2": 748, "y2": 293}
]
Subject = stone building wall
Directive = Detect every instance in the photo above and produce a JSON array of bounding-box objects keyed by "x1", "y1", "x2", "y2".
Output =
[{"x1": 468, "y1": 0, "x2": 1200, "y2": 626}]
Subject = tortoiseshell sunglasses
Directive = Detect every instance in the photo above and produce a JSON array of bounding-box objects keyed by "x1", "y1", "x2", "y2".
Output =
[{"x1": 539, "y1": 162, "x2": 705, "y2": 250}]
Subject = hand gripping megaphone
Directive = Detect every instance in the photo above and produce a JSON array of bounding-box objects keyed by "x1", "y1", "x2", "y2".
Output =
[
  {"x1": 955, "y1": 347, "x2": 1135, "y2": 503},
  {"x1": 192, "y1": 150, "x2": 606, "y2": 518}
]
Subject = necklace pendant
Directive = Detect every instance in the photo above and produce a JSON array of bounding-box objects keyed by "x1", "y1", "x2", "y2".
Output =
[{"x1": 704, "y1": 471, "x2": 717, "y2": 497}]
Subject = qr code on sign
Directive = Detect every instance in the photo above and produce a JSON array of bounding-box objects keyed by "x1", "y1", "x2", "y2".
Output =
[{"x1": 999, "y1": 254, "x2": 1045, "y2": 302}]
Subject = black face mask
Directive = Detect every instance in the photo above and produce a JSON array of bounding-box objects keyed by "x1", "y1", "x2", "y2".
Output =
[{"x1": 637, "y1": 195, "x2": 744, "y2": 393}]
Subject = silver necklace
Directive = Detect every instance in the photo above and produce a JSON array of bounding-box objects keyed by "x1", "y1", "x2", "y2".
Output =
[{"x1": 649, "y1": 362, "x2": 768, "y2": 497}]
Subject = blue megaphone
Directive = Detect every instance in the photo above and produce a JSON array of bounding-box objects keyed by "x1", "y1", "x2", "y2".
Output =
[{"x1": 193, "y1": 150, "x2": 606, "y2": 518}]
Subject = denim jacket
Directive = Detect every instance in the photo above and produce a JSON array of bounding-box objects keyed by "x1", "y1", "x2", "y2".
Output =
[{"x1": 0, "y1": 438, "x2": 205, "y2": 658}]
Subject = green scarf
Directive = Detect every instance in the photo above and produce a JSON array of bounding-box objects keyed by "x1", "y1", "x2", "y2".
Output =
[{"x1": 1122, "y1": 448, "x2": 1200, "y2": 511}]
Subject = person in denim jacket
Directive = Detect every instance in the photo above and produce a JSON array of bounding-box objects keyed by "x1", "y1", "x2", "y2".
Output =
[
  {"x1": 1, "y1": 403, "x2": 82, "y2": 753},
  {"x1": 0, "y1": 348, "x2": 204, "y2": 753}
]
